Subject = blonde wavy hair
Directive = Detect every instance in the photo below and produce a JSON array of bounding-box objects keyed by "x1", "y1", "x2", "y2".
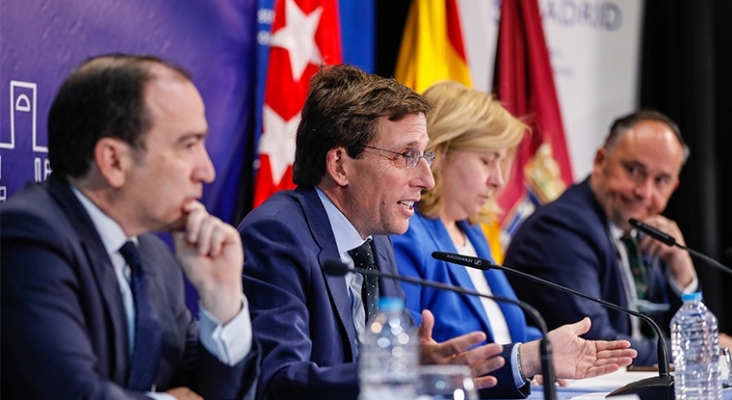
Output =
[{"x1": 420, "y1": 81, "x2": 527, "y2": 225}]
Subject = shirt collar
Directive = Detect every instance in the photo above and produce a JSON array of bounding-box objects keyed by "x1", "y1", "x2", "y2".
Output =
[
  {"x1": 315, "y1": 187, "x2": 371, "y2": 254},
  {"x1": 608, "y1": 221, "x2": 638, "y2": 241},
  {"x1": 71, "y1": 185, "x2": 135, "y2": 253}
]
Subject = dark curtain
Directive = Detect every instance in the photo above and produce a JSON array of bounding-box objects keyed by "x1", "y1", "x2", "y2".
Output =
[
  {"x1": 375, "y1": 0, "x2": 411, "y2": 78},
  {"x1": 640, "y1": 0, "x2": 732, "y2": 331}
]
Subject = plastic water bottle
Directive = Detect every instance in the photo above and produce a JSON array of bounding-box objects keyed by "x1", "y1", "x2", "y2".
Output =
[
  {"x1": 358, "y1": 297, "x2": 418, "y2": 400},
  {"x1": 671, "y1": 292, "x2": 722, "y2": 400}
]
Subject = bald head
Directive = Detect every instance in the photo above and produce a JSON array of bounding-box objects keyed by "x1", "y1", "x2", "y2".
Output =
[
  {"x1": 591, "y1": 116, "x2": 685, "y2": 232},
  {"x1": 604, "y1": 110, "x2": 689, "y2": 164}
]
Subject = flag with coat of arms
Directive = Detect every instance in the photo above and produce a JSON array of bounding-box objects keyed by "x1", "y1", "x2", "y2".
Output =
[{"x1": 253, "y1": 0, "x2": 343, "y2": 208}]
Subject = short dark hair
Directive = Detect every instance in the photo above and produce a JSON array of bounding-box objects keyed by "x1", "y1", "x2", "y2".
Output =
[
  {"x1": 48, "y1": 54, "x2": 191, "y2": 178},
  {"x1": 605, "y1": 110, "x2": 690, "y2": 163},
  {"x1": 292, "y1": 64, "x2": 432, "y2": 187}
]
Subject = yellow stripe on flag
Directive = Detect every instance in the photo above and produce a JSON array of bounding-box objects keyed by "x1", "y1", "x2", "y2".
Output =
[
  {"x1": 395, "y1": 0, "x2": 472, "y2": 93},
  {"x1": 482, "y1": 221, "x2": 505, "y2": 265}
]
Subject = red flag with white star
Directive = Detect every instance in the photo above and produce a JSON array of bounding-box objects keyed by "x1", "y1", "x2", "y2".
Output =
[{"x1": 253, "y1": 0, "x2": 342, "y2": 208}]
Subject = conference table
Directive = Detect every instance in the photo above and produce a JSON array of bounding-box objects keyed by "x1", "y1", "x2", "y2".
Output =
[{"x1": 506, "y1": 368, "x2": 732, "y2": 399}]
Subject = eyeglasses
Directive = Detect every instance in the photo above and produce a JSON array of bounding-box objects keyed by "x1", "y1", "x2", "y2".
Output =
[{"x1": 363, "y1": 145, "x2": 435, "y2": 169}]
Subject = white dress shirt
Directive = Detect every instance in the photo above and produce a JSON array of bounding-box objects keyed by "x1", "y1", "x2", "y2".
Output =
[{"x1": 455, "y1": 240, "x2": 512, "y2": 344}]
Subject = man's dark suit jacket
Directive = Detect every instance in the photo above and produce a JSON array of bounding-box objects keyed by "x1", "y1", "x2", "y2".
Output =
[
  {"x1": 504, "y1": 178, "x2": 681, "y2": 366},
  {"x1": 238, "y1": 186, "x2": 520, "y2": 400},
  {"x1": 0, "y1": 174, "x2": 259, "y2": 399}
]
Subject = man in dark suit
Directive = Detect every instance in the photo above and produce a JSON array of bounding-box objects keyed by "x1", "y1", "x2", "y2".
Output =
[
  {"x1": 506, "y1": 110, "x2": 732, "y2": 365},
  {"x1": 238, "y1": 64, "x2": 636, "y2": 399},
  {"x1": 1, "y1": 55, "x2": 259, "y2": 399}
]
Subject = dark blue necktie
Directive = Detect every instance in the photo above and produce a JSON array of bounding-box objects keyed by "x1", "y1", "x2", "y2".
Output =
[
  {"x1": 349, "y1": 241, "x2": 379, "y2": 323},
  {"x1": 119, "y1": 241, "x2": 162, "y2": 391}
]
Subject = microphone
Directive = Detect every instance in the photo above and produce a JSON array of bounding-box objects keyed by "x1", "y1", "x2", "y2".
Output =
[
  {"x1": 629, "y1": 218, "x2": 732, "y2": 277},
  {"x1": 431, "y1": 251, "x2": 672, "y2": 400},
  {"x1": 322, "y1": 259, "x2": 557, "y2": 400}
]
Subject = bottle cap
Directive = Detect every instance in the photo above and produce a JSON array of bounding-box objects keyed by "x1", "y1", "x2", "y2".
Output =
[
  {"x1": 378, "y1": 297, "x2": 405, "y2": 312},
  {"x1": 681, "y1": 292, "x2": 703, "y2": 302}
]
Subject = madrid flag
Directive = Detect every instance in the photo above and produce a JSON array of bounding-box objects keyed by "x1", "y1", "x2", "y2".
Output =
[
  {"x1": 253, "y1": 0, "x2": 342, "y2": 208},
  {"x1": 493, "y1": 0, "x2": 574, "y2": 250}
]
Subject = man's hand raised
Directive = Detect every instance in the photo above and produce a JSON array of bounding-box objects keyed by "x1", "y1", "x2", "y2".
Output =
[
  {"x1": 172, "y1": 201, "x2": 243, "y2": 324},
  {"x1": 519, "y1": 318, "x2": 637, "y2": 379},
  {"x1": 417, "y1": 310, "x2": 506, "y2": 389}
]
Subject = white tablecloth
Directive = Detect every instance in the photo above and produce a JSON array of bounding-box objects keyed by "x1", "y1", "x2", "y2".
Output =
[{"x1": 514, "y1": 368, "x2": 732, "y2": 400}]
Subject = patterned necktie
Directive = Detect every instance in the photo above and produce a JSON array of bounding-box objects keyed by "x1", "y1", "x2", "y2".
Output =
[
  {"x1": 349, "y1": 241, "x2": 379, "y2": 323},
  {"x1": 620, "y1": 235, "x2": 648, "y2": 300},
  {"x1": 119, "y1": 241, "x2": 162, "y2": 391}
]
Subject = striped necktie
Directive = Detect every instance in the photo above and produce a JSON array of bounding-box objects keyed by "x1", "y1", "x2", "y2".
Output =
[{"x1": 620, "y1": 234, "x2": 648, "y2": 300}]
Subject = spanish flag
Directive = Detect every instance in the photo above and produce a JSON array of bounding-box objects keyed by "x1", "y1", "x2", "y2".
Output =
[
  {"x1": 395, "y1": 0, "x2": 511, "y2": 259},
  {"x1": 394, "y1": 0, "x2": 471, "y2": 93}
]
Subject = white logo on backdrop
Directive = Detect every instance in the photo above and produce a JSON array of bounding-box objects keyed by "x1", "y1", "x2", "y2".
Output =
[
  {"x1": 8, "y1": 80, "x2": 41, "y2": 151},
  {"x1": 34, "y1": 157, "x2": 51, "y2": 182},
  {"x1": 4, "y1": 80, "x2": 50, "y2": 195}
]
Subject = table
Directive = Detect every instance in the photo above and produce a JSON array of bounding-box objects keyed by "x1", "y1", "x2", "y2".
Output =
[{"x1": 514, "y1": 368, "x2": 732, "y2": 400}]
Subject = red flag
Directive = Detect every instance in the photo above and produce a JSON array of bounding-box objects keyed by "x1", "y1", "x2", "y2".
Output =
[
  {"x1": 253, "y1": 0, "x2": 342, "y2": 208},
  {"x1": 493, "y1": 0, "x2": 573, "y2": 242}
]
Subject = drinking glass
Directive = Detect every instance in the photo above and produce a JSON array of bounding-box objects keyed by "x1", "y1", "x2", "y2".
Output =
[{"x1": 416, "y1": 365, "x2": 478, "y2": 400}]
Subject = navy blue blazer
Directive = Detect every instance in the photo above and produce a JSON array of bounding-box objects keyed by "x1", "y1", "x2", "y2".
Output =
[
  {"x1": 0, "y1": 174, "x2": 259, "y2": 399},
  {"x1": 393, "y1": 210, "x2": 541, "y2": 398},
  {"x1": 238, "y1": 186, "x2": 407, "y2": 399},
  {"x1": 239, "y1": 187, "x2": 521, "y2": 399},
  {"x1": 504, "y1": 178, "x2": 680, "y2": 366}
]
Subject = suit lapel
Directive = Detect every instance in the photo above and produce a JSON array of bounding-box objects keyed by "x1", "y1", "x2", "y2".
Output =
[
  {"x1": 581, "y1": 179, "x2": 632, "y2": 330},
  {"x1": 371, "y1": 236, "x2": 398, "y2": 297},
  {"x1": 423, "y1": 215, "x2": 495, "y2": 340},
  {"x1": 47, "y1": 175, "x2": 129, "y2": 377},
  {"x1": 136, "y1": 235, "x2": 169, "y2": 337},
  {"x1": 296, "y1": 187, "x2": 358, "y2": 360}
]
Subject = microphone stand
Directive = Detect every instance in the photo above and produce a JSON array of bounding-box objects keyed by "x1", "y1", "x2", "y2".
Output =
[
  {"x1": 629, "y1": 218, "x2": 732, "y2": 277},
  {"x1": 322, "y1": 260, "x2": 557, "y2": 400},
  {"x1": 431, "y1": 251, "x2": 674, "y2": 400}
]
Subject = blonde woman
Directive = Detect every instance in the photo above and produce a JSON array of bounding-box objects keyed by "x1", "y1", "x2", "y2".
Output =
[{"x1": 393, "y1": 81, "x2": 629, "y2": 396}]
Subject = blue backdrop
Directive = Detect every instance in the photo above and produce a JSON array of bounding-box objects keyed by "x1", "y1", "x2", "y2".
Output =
[
  {"x1": 1, "y1": 0, "x2": 373, "y2": 312},
  {"x1": 1, "y1": 0, "x2": 373, "y2": 223}
]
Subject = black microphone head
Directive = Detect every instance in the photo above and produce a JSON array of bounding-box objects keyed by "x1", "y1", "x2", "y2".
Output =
[
  {"x1": 628, "y1": 217, "x2": 676, "y2": 246},
  {"x1": 727, "y1": 247, "x2": 732, "y2": 262},
  {"x1": 323, "y1": 259, "x2": 350, "y2": 277},
  {"x1": 431, "y1": 251, "x2": 492, "y2": 269}
]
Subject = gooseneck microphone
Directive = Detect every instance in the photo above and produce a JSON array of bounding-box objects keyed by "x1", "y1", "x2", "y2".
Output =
[
  {"x1": 322, "y1": 259, "x2": 557, "y2": 400},
  {"x1": 629, "y1": 218, "x2": 732, "y2": 277},
  {"x1": 431, "y1": 251, "x2": 673, "y2": 400}
]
